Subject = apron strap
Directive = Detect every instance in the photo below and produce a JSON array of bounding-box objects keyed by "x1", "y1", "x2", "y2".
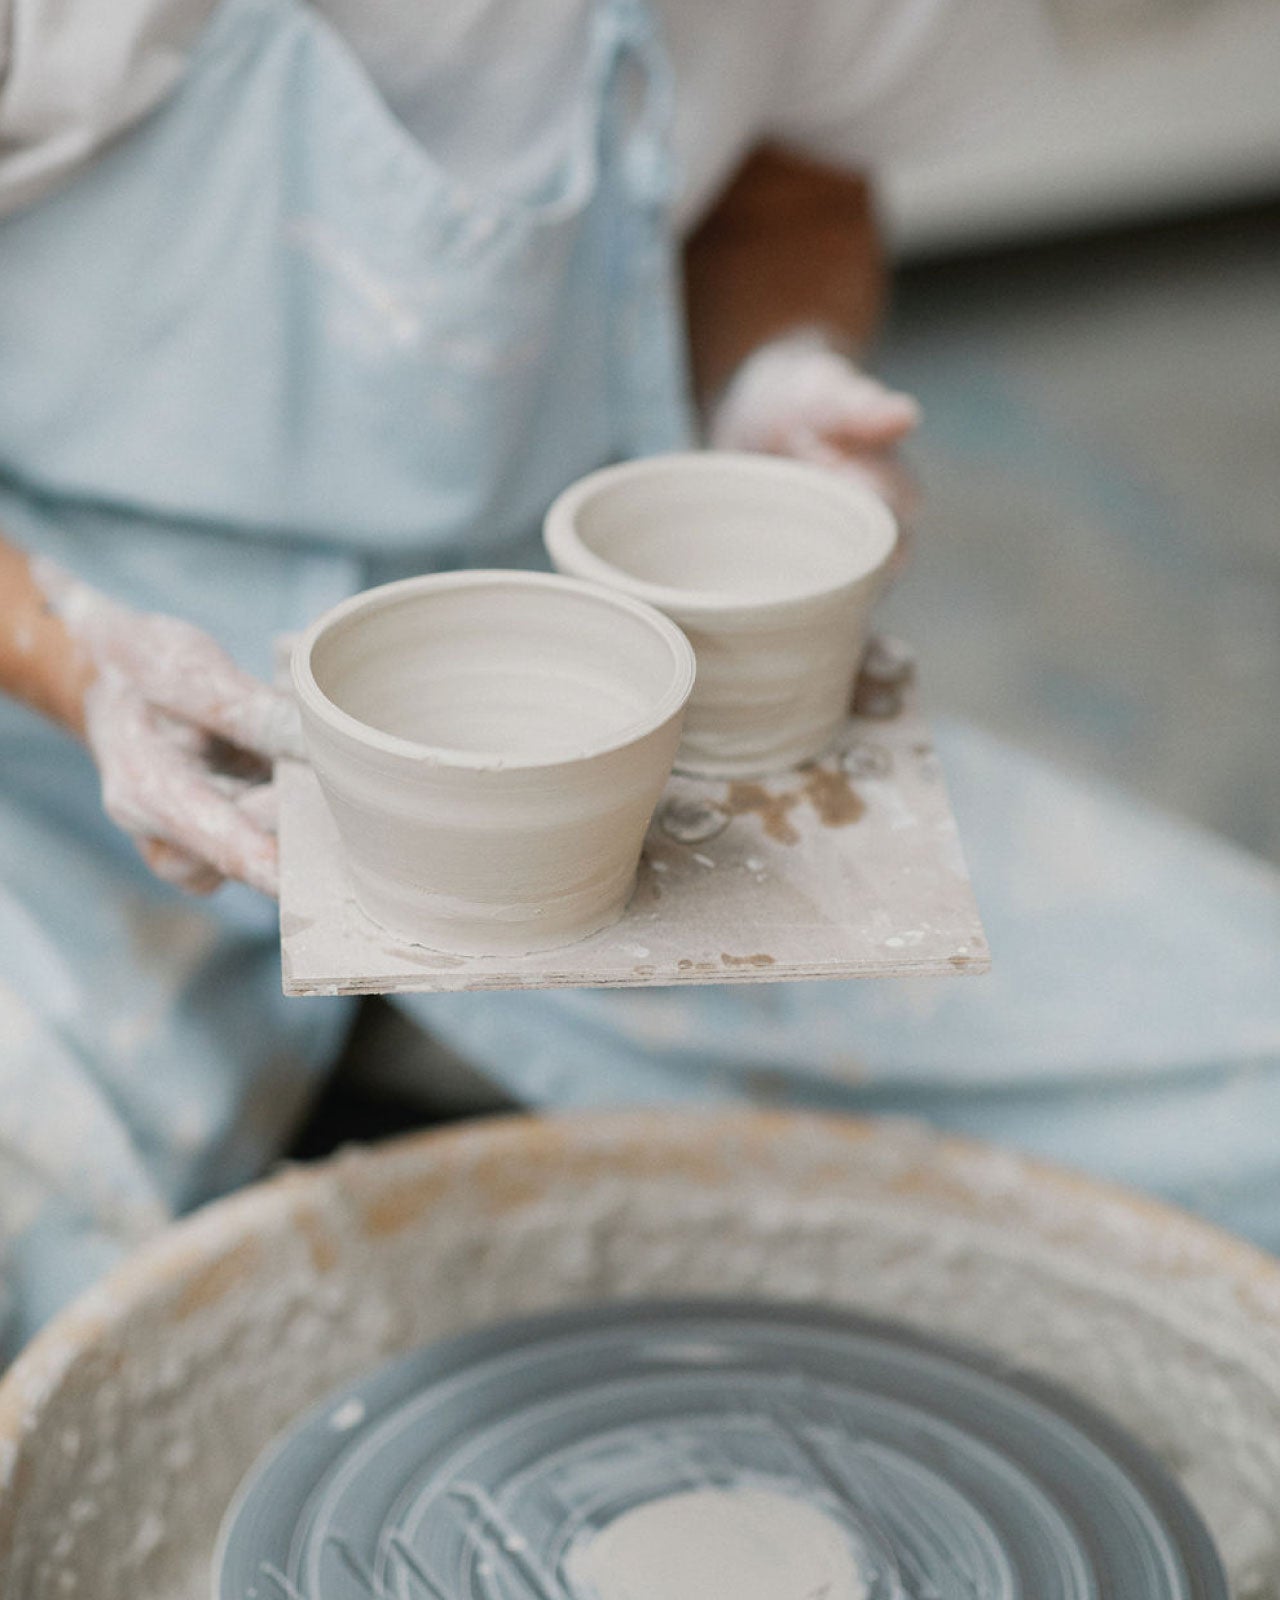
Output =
[{"x1": 592, "y1": 0, "x2": 678, "y2": 209}]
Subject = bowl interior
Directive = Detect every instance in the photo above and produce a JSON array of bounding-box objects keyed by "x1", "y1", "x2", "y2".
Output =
[
  {"x1": 566, "y1": 458, "x2": 895, "y2": 606},
  {"x1": 308, "y1": 577, "x2": 687, "y2": 763}
]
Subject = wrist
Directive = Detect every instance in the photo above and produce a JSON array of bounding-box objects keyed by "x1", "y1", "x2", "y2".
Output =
[
  {"x1": 43, "y1": 646, "x2": 96, "y2": 738},
  {"x1": 17, "y1": 610, "x2": 95, "y2": 738},
  {"x1": 0, "y1": 543, "x2": 96, "y2": 737}
]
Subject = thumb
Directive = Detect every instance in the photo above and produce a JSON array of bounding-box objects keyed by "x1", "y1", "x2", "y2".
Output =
[{"x1": 815, "y1": 373, "x2": 921, "y2": 449}]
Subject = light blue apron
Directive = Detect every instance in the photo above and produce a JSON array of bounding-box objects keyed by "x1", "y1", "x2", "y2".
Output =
[
  {"x1": 0, "y1": 0, "x2": 690, "y2": 570},
  {"x1": 0, "y1": 0, "x2": 692, "y2": 1358}
]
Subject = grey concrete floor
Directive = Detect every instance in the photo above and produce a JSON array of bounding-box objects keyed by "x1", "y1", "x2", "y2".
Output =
[{"x1": 879, "y1": 201, "x2": 1280, "y2": 865}]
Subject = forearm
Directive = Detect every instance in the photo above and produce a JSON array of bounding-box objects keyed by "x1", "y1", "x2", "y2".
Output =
[
  {"x1": 0, "y1": 535, "x2": 92, "y2": 735},
  {"x1": 682, "y1": 144, "x2": 888, "y2": 409}
]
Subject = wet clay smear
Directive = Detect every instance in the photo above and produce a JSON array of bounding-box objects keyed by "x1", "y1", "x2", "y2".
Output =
[
  {"x1": 720, "y1": 782, "x2": 802, "y2": 845},
  {"x1": 800, "y1": 764, "x2": 865, "y2": 827},
  {"x1": 718, "y1": 765, "x2": 863, "y2": 842}
]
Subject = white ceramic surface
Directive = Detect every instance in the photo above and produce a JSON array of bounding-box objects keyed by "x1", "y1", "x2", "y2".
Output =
[
  {"x1": 4, "y1": 1111, "x2": 1280, "y2": 1600},
  {"x1": 292, "y1": 571, "x2": 694, "y2": 956},
  {"x1": 544, "y1": 453, "x2": 898, "y2": 778}
]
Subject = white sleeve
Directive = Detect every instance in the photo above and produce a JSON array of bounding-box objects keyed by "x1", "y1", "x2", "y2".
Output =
[
  {"x1": 0, "y1": 0, "x2": 216, "y2": 215},
  {"x1": 767, "y1": 0, "x2": 1062, "y2": 171}
]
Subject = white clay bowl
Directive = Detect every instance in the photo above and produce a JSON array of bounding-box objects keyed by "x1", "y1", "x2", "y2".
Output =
[
  {"x1": 545, "y1": 452, "x2": 898, "y2": 777},
  {"x1": 4, "y1": 1111, "x2": 1280, "y2": 1600},
  {"x1": 292, "y1": 571, "x2": 695, "y2": 956}
]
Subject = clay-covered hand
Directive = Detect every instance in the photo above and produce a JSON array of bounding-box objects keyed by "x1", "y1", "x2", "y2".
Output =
[
  {"x1": 708, "y1": 332, "x2": 920, "y2": 522},
  {"x1": 37, "y1": 562, "x2": 303, "y2": 897}
]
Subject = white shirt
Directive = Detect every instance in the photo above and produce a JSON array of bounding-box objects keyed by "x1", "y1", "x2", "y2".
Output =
[{"x1": 0, "y1": 0, "x2": 1053, "y2": 225}]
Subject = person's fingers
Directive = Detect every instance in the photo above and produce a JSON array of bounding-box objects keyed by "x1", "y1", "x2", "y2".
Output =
[
  {"x1": 87, "y1": 671, "x2": 171, "y2": 840},
  {"x1": 154, "y1": 655, "x2": 304, "y2": 764},
  {"x1": 236, "y1": 778, "x2": 279, "y2": 832},
  {"x1": 197, "y1": 677, "x2": 304, "y2": 765},
  {"x1": 139, "y1": 837, "x2": 225, "y2": 895},
  {"x1": 112, "y1": 615, "x2": 306, "y2": 762},
  {"x1": 827, "y1": 450, "x2": 918, "y2": 518},
  {"x1": 35, "y1": 566, "x2": 304, "y2": 763},
  {"x1": 853, "y1": 634, "x2": 917, "y2": 719},
  {"x1": 792, "y1": 365, "x2": 921, "y2": 449},
  {"x1": 818, "y1": 391, "x2": 921, "y2": 449},
  {"x1": 143, "y1": 760, "x2": 281, "y2": 897},
  {"x1": 88, "y1": 675, "x2": 281, "y2": 896},
  {"x1": 709, "y1": 337, "x2": 922, "y2": 460},
  {"x1": 776, "y1": 426, "x2": 920, "y2": 527}
]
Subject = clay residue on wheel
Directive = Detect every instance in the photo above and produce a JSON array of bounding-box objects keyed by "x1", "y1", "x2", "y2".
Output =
[{"x1": 173, "y1": 1239, "x2": 262, "y2": 1321}]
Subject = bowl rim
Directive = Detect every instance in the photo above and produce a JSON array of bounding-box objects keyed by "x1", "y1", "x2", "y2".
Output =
[
  {"x1": 292, "y1": 568, "x2": 697, "y2": 772},
  {"x1": 5, "y1": 1109, "x2": 1280, "y2": 1554},
  {"x1": 544, "y1": 451, "x2": 899, "y2": 624},
  {"x1": 6, "y1": 1112, "x2": 1280, "y2": 1450}
]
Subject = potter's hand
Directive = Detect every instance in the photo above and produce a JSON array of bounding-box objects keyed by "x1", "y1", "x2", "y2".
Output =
[
  {"x1": 708, "y1": 332, "x2": 920, "y2": 523},
  {"x1": 36, "y1": 562, "x2": 301, "y2": 898}
]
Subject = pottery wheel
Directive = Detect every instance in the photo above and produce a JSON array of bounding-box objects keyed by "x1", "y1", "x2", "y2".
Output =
[{"x1": 216, "y1": 1301, "x2": 1226, "y2": 1600}]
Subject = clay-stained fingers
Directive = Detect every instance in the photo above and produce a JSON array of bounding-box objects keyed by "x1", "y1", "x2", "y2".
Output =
[
  {"x1": 134, "y1": 757, "x2": 281, "y2": 898},
  {"x1": 111, "y1": 614, "x2": 305, "y2": 763},
  {"x1": 138, "y1": 837, "x2": 225, "y2": 895},
  {"x1": 853, "y1": 633, "x2": 917, "y2": 719},
  {"x1": 88, "y1": 675, "x2": 282, "y2": 897},
  {"x1": 793, "y1": 364, "x2": 921, "y2": 449},
  {"x1": 235, "y1": 778, "x2": 280, "y2": 833},
  {"x1": 35, "y1": 564, "x2": 305, "y2": 763},
  {"x1": 817, "y1": 392, "x2": 921, "y2": 449},
  {"x1": 181, "y1": 672, "x2": 303, "y2": 766},
  {"x1": 780, "y1": 426, "x2": 920, "y2": 530},
  {"x1": 709, "y1": 337, "x2": 922, "y2": 457}
]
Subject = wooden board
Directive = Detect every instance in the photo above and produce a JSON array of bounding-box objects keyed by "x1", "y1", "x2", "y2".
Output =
[{"x1": 279, "y1": 668, "x2": 989, "y2": 996}]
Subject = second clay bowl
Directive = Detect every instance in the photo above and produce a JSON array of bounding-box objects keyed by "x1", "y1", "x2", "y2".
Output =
[
  {"x1": 545, "y1": 451, "x2": 898, "y2": 778},
  {"x1": 293, "y1": 571, "x2": 695, "y2": 956}
]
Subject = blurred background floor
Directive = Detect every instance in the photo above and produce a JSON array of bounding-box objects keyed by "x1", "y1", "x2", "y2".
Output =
[{"x1": 879, "y1": 198, "x2": 1280, "y2": 867}]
